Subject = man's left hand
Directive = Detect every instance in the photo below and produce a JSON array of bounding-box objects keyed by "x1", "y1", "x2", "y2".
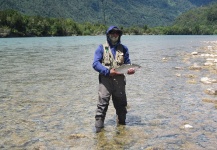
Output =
[{"x1": 127, "y1": 68, "x2": 135, "y2": 75}]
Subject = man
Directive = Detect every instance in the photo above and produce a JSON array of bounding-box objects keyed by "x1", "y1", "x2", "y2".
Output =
[{"x1": 92, "y1": 26, "x2": 135, "y2": 133}]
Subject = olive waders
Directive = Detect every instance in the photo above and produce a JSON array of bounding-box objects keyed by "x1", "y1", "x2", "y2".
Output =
[{"x1": 95, "y1": 74, "x2": 127, "y2": 132}]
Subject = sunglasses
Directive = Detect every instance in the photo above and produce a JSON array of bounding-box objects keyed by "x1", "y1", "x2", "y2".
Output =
[{"x1": 109, "y1": 31, "x2": 121, "y2": 35}]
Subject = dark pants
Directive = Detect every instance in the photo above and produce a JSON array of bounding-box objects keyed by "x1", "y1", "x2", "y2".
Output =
[{"x1": 95, "y1": 74, "x2": 127, "y2": 127}]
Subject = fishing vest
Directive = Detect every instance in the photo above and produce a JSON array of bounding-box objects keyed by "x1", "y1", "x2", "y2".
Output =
[{"x1": 102, "y1": 43, "x2": 124, "y2": 69}]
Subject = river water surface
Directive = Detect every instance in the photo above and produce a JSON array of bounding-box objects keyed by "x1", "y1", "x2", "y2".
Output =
[{"x1": 1, "y1": 35, "x2": 217, "y2": 150}]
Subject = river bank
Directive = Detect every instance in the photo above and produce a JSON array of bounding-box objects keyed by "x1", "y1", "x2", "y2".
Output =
[
  {"x1": 182, "y1": 40, "x2": 217, "y2": 108},
  {"x1": 0, "y1": 28, "x2": 10, "y2": 37}
]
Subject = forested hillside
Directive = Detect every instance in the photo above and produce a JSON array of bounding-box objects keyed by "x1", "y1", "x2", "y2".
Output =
[
  {"x1": 1, "y1": 2, "x2": 216, "y2": 37},
  {"x1": 0, "y1": 0, "x2": 216, "y2": 27},
  {"x1": 169, "y1": 3, "x2": 217, "y2": 34}
]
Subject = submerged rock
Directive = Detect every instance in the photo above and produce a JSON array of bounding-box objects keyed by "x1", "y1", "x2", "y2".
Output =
[
  {"x1": 174, "y1": 67, "x2": 184, "y2": 70},
  {"x1": 69, "y1": 134, "x2": 87, "y2": 139},
  {"x1": 202, "y1": 98, "x2": 217, "y2": 104},
  {"x1": 162, "y1": 57, "x2": 168, "y2": 62},
  {"x1": 189, "y1": 63, "x2": 202, "y2": 70},
  {"x1": 145, "y1": 147, "x2": 164, "y2": 150}
]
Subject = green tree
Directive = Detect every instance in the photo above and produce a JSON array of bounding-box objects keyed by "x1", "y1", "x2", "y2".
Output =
[{"x1": 207, "y1": 6, "x2": 217, "y2": 21}]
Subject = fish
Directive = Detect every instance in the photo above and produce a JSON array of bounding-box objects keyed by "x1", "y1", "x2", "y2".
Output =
[{"x1": 115, "y1": 64, "x2": 141, "y2": 74}]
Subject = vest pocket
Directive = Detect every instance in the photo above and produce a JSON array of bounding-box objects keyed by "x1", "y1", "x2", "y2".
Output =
[
  {"x1": 104, "y1": 53, "x2": 111, "y2": 65},
  {"x1": 116, "y1": 51, "x2": 124, "y2": 64}
]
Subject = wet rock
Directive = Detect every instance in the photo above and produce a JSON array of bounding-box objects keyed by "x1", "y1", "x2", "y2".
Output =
[
  {"x1": 207, "y1": 46, "x2": 213, "y2": 50},
  {"x1": 205, "y1": 88, "x2": 217, "y2": 95},
  {"x1": 191, "y1": 51, "x2": 198, "y2": 55},
  {"x1": 200, "y1": 77, "x2": 217, "y2": 84},
  {"x1": 206, "y1": 58, "x2": 216, "y2": 61},
  {"x1": 204, "y1": 58, "x2": 217, "y2": 68},
  {"x1": 175, "y1": 73, "x2": 181, "y2": 77},
  {"x1": 204, "y1": 62, "x2": 214, "y2": 66},
  {"x1": 180, "y1": 124, "x2": 193, "y2": 129},
  {"x1": 201, "y1": 53, "x2": 217, "y2": 57}
]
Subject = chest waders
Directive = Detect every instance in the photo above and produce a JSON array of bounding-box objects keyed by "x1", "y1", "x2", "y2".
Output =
[{"x1": 95, "y1": 43, "x2": 127, "y2": 132}]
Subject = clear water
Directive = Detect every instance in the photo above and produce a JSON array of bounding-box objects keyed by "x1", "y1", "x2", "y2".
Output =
[{"x1": 0, "y1": 35, "x2": 217, "y2": 149}]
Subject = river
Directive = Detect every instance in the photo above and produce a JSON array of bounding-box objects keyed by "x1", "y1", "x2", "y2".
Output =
[{"x1": 0, "y1": 35, "x2": 217, "y2": 149}]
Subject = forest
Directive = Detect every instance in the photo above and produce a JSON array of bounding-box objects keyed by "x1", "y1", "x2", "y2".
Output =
[
  {"x1": 0, "y1": 3, "x2": 217, "y2": 37},
  {"x1": 1, "y1": 0, "x2": 215, "y2": 27}
]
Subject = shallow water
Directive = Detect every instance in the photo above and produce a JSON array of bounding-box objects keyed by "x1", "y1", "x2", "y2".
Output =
[{"x1": 0, "y1": 35, "x2": 217, "y2": 149}]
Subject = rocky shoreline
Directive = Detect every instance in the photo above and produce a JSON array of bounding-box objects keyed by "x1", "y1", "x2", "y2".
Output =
[
  {"x1": 181, "y1": 41, "x2": 217, "y2": 108},
  {"x1": 0, "y1": 28, "x2": 11, "y2": 37}
]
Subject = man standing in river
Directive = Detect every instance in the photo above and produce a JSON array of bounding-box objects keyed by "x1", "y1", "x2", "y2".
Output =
[{"x1": 92, "y1": 26, "x2": 135, "y2": 133}]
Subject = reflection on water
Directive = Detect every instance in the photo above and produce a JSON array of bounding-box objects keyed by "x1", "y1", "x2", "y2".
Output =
[{"x1": 0, "y1": 35, "x2": 217, "y2": 149}]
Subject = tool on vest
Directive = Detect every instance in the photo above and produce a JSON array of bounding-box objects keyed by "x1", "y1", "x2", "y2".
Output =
[
  {"x1": 105, "y1": 46, "x2": 109, "y2": 53},
  {"x1": 103, "y1": 46, "x2": 111, "y2": 66}
]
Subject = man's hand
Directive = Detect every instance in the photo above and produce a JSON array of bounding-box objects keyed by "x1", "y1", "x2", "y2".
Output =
[
  {"x1": 109, "y1": 68, "x2": 122, "y2": 76},
  {"x1": 127, "y1": 68, "x2": 135, "y2": 75}
]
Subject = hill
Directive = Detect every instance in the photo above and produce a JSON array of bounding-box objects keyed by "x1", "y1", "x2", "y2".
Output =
[
  {"x1": 171, "y1": 2, "x2": 217, "y2": 34},
  {"x1": 0, "y1": 0, "x2": 216, "y2": 27}
]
